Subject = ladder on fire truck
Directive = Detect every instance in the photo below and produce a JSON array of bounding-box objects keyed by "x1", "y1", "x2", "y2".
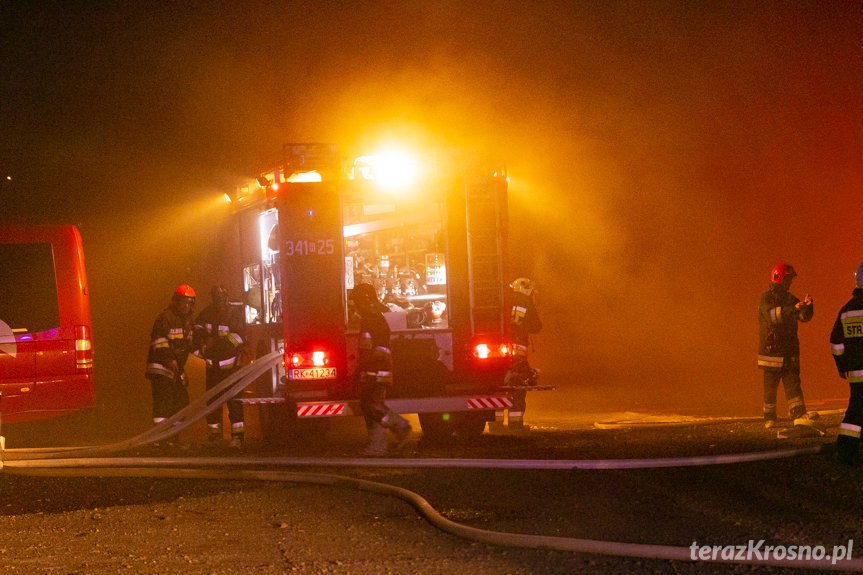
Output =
[{"x1": 465, "y1": 178, "x2": 505, "y2": 333}]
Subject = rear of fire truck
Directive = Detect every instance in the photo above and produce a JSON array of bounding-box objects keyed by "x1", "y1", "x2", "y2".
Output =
[{"x1": 231, "y1": 143, "x2": 515, "y2": 441}]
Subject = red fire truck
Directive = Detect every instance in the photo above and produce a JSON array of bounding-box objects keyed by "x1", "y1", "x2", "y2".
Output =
[{"x1": 228, "y1": 143, "x2": 518, "y2": 440}]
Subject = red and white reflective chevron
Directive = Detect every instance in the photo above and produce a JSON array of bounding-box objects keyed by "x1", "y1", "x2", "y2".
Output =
[
  {"x1": 297, "y1": 402, "x2": 347, "y2": 417},
  {"x1": 467, "y1": 396, "x2": 512, "y2": 410}
]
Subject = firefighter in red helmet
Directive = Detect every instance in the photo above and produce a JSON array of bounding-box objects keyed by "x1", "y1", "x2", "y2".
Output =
[
  {"x1": 350, "y1": 282, "x2": 411, "y2": 456},
  {"x1": 145, "y1": 284, "x2": 197, "y2": 446},
  {"x1": 757, "y1": 264, "x2": 815, "y2": 429}
]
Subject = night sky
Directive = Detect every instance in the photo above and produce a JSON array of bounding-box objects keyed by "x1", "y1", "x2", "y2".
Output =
[{"x1": 3, "y1": 2, "x2": 863, "y2": 434}]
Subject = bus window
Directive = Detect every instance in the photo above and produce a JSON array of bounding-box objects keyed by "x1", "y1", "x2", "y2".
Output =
[{"x1": 0, "y1": 243, "x2": 62, "y2": 333}]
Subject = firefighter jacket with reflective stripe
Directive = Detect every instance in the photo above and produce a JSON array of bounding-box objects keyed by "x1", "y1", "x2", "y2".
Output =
[
  {"x1": 830, "y1": 288, "x2": 863, "y2": 382},
  {"x1": 146, "y1": 307, "x2": 193, "y2": 380},
  {"x1": 757, "y1": 284, "x2": 813, "y2": 370},
  {"x1": 357, "y1": 308, "x2": 392, "y2": 383},
  {"x1": 511, "y1": 291, "x2": 542, "y2": 349},
  {"x1": 193, "y1": 303, "x2": 245, "y2": 371}
]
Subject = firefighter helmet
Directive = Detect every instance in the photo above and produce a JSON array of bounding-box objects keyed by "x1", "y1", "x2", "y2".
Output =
[
  {"x1": 351, "y1": 283, "x2": 387, "y2": 312},
  {"x1": 351, "y1": 283, "x2": 379, "y2": 304},
  {"x1": 172, "y1": 284, "x2": 196, "y2": 316},
  {"x1": 211, "y1": 285, "x2": 229, "y2": 306},
  {"x1": 511, "y1": 277, "x2": 536, "y2": 297},
  {"x1": 856, "y1": 263, "x2": 863, "y2": 289},
  {"x1": 175, "y1": 284, "x2": 196, "y2": 298},
  {"x1": 770, "y1": 263, "x2": 797, "y2": 284}
]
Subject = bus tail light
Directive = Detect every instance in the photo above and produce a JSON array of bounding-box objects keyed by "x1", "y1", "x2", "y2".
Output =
[{"x1": 75, "y1": 324, "x2": 93, "y2": 372}]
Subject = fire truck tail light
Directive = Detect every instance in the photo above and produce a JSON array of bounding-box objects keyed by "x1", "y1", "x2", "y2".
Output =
[
  {"x1": 75, "y1": 324, "x2": 93, "y2": 371},
  {"x1": 312, "y1": 351, "x2": 326, "y2": 366},
  {"x1": 471, "y1": 339, "x2": 511, "y2": 360},
  {"x1": 289, "y1": 350, "x2": 330, "y2": 368}
]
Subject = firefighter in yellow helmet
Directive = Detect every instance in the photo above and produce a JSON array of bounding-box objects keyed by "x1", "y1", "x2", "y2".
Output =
[
  {"x1": 757, "y1": 264, "x2": 815, "y2": 429},
  {"x1": 145, "y1": 285, "x2": 196, "y2": 445},
  {"x1": 829, "y1": 263, "x2": 863, "y2": 465},
  {"x1": 504, "y1": 277, "x2": 542, "y2": 431},
  {"x1": 350, "y1": 283, "x2": 411, "y2": 456}
]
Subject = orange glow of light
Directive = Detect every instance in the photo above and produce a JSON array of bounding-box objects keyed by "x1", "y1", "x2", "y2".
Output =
[
  {"x1": 353, "y1": 149, "x2": 420, "y2": 191},
  {"x1": 287, "y1": 171, "x2": 322, "y2": 183}
]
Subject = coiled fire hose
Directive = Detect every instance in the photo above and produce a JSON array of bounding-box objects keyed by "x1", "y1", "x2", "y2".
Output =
[{"x1": 2, "y1": 354, "x2": 858, "y2": 571}]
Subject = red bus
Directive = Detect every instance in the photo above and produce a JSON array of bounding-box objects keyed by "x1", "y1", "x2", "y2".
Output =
[{"x1": 0, "y1": 225, "x2": 95, "y2": 423}]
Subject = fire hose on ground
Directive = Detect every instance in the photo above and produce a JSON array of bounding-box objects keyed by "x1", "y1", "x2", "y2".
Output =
[{"x1": 0, "y1": 354, "x2": 856, "y2": 571}]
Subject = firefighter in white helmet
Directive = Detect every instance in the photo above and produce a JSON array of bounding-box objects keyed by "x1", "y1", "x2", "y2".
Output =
[
  {"x1": 504, "y1": 277, "x2": 543, "y2": 431},
  {"x1": 145, "y1": 284, "x2": 197, "y2": 446},
  {"x1": 757, "y1": 263, "x2": 815, "y2": 429},
  {"x1": 829, "y1": 263, "x2": 863, "y2": 465},
  {"x1": 350, "y1": 283, "x2": 411, "y2": 456}
]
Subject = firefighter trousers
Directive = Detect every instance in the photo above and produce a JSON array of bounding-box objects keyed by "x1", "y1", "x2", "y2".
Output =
[
  {"x1": 148, "y1": 372, "x2": 190, "y2": 423},
  {"x1": 205, "y1": 365, "x2": 244, "y2": 433},
  {"x1": 762, "y1": 355, "x2": 806, "y2": 420},
  {"x1": 837, "y1": 382, "x2": 863, "y2": 464},
  {"x1": 359, "y1": 378, "x2": 389, "y2": 428}
]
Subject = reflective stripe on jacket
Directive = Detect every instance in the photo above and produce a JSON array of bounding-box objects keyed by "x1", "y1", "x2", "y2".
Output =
[
  {"x1": 146, "y1": 307, "x2": 192, "y2": 379},
  {"x1": 757, "y1": 284, "x2": 812, "y2": 369},
  {"x1": 830, "y1": 289, "x2": 863, "y2": 378}
]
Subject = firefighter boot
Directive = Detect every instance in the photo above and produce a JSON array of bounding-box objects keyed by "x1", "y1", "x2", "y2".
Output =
[
  {"x1": 836, "y1": 434, "x2": 859, "y2": 466},
  {"x1": 363, "y1": 423, "x2": 388, "y2": 457},
  {"x1": 229, "y1": 433, "x2": 244, "y2": 451},
  {"x1": 384, "y1": 413, "x2": 412, "y2": 451},
  {"x1": 206, "y1": 425, "x2": 222, "y2": 447},
  {"x1": 789, "y1": 404, "x2": 807, "y2": 421}
]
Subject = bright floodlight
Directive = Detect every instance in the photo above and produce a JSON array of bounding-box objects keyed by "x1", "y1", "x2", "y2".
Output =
[
  {"x1": 287, "y1": 170, "x2": 322, "y2": 183},
  {"x1": 355, "y1": 150, "x2": 419, "y2": 191}
]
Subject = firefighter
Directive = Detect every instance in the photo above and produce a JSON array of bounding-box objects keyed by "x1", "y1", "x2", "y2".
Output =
[
  {"x1": 145, "y1": 284, "x2": 196, "y2": 445},
  {"x1": 829, "y1": 263, "x2": 863, "y2": 465},
  {"x1": 350, "y1": 282, "x2": 411, "y2": 456},
  {"x1": 504, "y1": 277, "x2": 542, "y2": 431},
  {"x1": 194, "y1": 285, "x2": 246, "y2": 449},
  {"x1": 757, "y1": 263, "x2": 815, "y2": 429}
]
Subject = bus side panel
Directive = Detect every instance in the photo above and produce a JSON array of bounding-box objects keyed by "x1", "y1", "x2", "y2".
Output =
[{"x1": 0, "y1": 225, "x2": 95, "y2": 423}]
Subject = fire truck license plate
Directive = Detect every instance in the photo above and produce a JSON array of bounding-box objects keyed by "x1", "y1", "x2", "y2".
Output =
[{"x1": 290, "y1": 367, "x2": 337, "y2": 380}]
